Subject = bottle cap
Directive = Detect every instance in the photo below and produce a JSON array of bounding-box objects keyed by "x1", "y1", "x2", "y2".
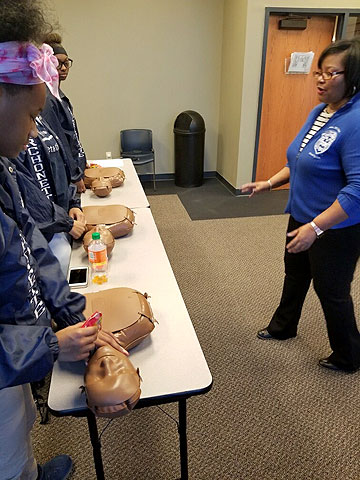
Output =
[{"x1": 92, "y1": 232, "x2": 101, "y2": 240}]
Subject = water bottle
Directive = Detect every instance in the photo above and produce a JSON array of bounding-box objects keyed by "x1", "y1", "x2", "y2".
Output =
[{"x1": 88, "y1": 232, "x2": 108, "y2": 284}]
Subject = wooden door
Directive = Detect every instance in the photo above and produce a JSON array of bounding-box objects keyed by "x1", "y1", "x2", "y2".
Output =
[{"x1": 255, "y1": 15, "x2": 336, "y2": 187}]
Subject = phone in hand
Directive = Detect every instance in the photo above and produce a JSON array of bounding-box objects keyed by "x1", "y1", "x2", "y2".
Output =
[
  {"x1": 82, "y1": 311, "x2": 102, "y2": 328},
  {"x1": 67, "y1": 266, "x2": 89, "y2": 288}
]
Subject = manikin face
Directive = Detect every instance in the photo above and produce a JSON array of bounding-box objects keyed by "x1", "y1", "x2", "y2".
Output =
[
  {"x1": 85, "y1": 345, "x2": 136, "y2": 407},
  {"x1": 0, "y1": 83, "x2": 46, "y2": 158},
  {"x1": 56, "y1": 53, "x2": 70, "y2": 82},
  {"x1": 316, "y1": 53, "x2": 348, "y2": 110}
]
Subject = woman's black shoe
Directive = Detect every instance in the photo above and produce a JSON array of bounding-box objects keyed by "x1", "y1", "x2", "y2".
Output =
[
  {"x1": 318, "y1": 357, "x2": 358, "y2": 373},
  {"x1": 257, "y1": 328, "x2": 274, "y2": 340}
]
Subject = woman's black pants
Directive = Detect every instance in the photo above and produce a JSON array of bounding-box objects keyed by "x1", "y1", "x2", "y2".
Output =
[{"x1": 267, "y1": 216, "x2": 360, "y2": 370}]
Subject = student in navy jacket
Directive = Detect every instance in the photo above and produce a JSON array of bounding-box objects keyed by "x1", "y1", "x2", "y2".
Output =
[
  {"x1": 15, "y1": 115, "x2": 86, "y2": 241},
  {"x1": 42, "y1": 33, "x2": 87, "y2": 193},
  {"x1": 6, "y1": 157, "x2": 77, "y2": 242},
  {"x1": 13, "y1": 115, "x2": 86, "y2": 274},
  {"x1": 242, "y1": 38, "x2": 360, "y2": 373},
  {"x1": 0, "y1": 3, "x2": 127, "y2": 478}
]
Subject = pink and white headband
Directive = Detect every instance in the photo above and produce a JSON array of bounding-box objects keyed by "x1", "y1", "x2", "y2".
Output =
[{"x1": 0, "y1": 41, "x2": 60, "y2": 99}]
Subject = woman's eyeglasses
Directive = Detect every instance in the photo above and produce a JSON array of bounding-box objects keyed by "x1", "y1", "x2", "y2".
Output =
[
  {"x1": 312, "y1": 70, "x2": 344, "y2": 81},
  {"x1": 57, "y1": 58, "x2": 73, "y2": 70}
]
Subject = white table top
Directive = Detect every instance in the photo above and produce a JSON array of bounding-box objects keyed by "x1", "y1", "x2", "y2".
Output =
[
  {"x1": 80, "y1": 158, "x2": 149, "y2": 209},
  {"x1": 48, "y1": 207, "x2": 212, "y2": 414}
]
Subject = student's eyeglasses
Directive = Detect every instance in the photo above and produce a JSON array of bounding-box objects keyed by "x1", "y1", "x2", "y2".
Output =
[
  {"x1": 312, "y1": 70, "x2": 344, "y2": 81},
  {"x1": 57, "y1": 58, "x2": 73, "y2": 70}
]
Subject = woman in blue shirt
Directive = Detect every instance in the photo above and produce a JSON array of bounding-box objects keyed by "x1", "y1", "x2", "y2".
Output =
[{"x1": 242, "y1": 38, "x2": 360, "y2": 373}]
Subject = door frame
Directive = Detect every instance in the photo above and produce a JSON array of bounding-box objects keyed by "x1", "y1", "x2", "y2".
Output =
[{"x1": 252, "y1": 7, "x2": 360, "y2": 181}]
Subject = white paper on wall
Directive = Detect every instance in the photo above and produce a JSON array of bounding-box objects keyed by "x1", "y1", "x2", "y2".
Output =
[{"x1": 286, "y1": 51, "x2": 314, "y2": 74}]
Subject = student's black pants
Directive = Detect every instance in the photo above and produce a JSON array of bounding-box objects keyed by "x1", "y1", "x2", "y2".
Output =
[{"x1": 267, "y1": 216, "x2": 360, "y2": 370}]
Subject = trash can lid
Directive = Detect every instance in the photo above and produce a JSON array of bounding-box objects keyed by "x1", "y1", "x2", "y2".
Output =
[{"x1": 174, "y1": 110, "x2": 205, "y2": 133}]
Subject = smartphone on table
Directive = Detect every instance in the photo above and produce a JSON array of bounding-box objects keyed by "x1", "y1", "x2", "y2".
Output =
[{"x1": 67, "y1": 266, "x2": 89, "y2": 288}]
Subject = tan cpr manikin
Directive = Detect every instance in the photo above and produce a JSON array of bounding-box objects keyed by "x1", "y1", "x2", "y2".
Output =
[
  {"x1": 83, "y1": 287, "x2": 157, "y2": 350},
  {"x1": 84, "y1": 288, "x2": 157, "y2": 417},
  {"x1": 82, "y1": 204, "x2": 135, "y2": 238},
  {"x1": 83, "y1": 225, "x2": 115, "y2": 255},
  {"x1": 90, "y1": 177, "x2": 112, "y2": 197},
  {"x1": 85, "y1": 345, "x2": 141, "y2": 417},
  {"x1": 84, "y1": 167, "x2": 125, "y2": 189}
]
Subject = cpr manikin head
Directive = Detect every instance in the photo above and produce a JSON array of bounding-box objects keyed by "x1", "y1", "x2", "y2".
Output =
[{"x1": 85, "y1": 345, "x2": 141, "y2": 417}]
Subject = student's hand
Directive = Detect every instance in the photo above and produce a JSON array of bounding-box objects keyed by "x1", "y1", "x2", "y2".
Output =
[
  {"x1": 241, "y1": 181, "x2": 270, "y2": 198},
  {"x1": 76, "y1": 179, "x2": 86, "y2": 193},
  {"x1": 69, "y1": 220, "x2": 86, "y2": 239},
  {"x1": 286, "y1": 223, "x2": 317, "y2": 253},
  {"x1": 56, "y1": 323, "x2": 98, "y2": 361},
  {"x1": 69, "y1": 208, "x2": 85, "y2": 223},
  {"x1": 95, "y1": 329, "x2": 129, "y2": 356}
]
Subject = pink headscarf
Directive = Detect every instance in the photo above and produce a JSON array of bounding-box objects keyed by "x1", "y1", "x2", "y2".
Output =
[{"x1": 0, "y1": 41, "x2": 60, "y2": 99}]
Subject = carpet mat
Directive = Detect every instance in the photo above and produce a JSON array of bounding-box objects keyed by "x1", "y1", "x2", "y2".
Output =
[{"x1": 33, "y1": 194, "x2": 360, "y2": 480}]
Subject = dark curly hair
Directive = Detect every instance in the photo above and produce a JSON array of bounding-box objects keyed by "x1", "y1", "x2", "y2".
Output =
[{"x1": 0, "y1": 0, "x2": 54, "y2": 44}]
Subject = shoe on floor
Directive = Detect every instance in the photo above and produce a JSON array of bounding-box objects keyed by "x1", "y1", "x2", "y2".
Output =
[
  {"x1": 257, "y1": 328, "x2": 274, "y2": 340},
  {"x1": 318, "y1": 357, "x2": 358, "y2": 374},
  {"x1": 37, "y1": 455, "x2": 73, "y2": 480}
]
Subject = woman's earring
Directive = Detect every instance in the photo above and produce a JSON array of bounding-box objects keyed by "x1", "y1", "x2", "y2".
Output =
[{"x1": 353, "y1": 85, "x2": 357, "y2": 94}]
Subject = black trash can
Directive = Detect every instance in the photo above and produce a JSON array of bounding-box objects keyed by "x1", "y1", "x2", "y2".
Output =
[{"x1": 174, "y1": 110, "x2": 205, "y2": 187}]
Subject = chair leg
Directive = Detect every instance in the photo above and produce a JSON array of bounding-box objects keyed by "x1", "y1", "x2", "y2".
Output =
[{"x1": 152, "y1": 157, "x2": 156, "y2": 191}]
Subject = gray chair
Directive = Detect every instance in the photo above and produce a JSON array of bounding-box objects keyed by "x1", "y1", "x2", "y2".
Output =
[{"x1": 120, "y1": 129, "x2": 156, "y2": 190}]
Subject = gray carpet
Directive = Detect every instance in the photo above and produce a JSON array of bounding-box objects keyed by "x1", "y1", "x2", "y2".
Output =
[{"x1": 33, "y1": 194, "x2": 360, "y2": 480}]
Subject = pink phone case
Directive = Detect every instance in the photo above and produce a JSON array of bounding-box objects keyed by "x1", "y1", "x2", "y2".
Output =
[{"x1": 82, "y1": 311, "x2": 102, "y2": 329}]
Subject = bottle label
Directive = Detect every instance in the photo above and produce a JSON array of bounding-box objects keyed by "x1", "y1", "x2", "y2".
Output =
[{"x1": 89, "y1": 249, "x2": 107, "y2": 264}]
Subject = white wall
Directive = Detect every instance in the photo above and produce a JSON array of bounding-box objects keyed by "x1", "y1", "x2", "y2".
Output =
[
  {"x1": 217, "y1": 0, "x2": 247, "y2": 186},
  {"x1": 51, "y1": 1, "x2": 360, "y2": 187},
  {"x1": 50, "y1": 0, "x2": 224, "y2": 174}
]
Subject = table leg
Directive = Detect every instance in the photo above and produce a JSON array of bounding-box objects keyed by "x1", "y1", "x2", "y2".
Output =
[
  {"x1": 178, "y1": 399, "x2": 188, "y2": 480},
  {"x1": 87, "y1": 412, "x2": 105, "y2": 480}
]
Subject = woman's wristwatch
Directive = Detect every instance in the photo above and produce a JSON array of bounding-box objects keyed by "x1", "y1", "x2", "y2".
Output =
[{"x1": 310, "y1": 221, "x2": 324, "y2": 237}]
